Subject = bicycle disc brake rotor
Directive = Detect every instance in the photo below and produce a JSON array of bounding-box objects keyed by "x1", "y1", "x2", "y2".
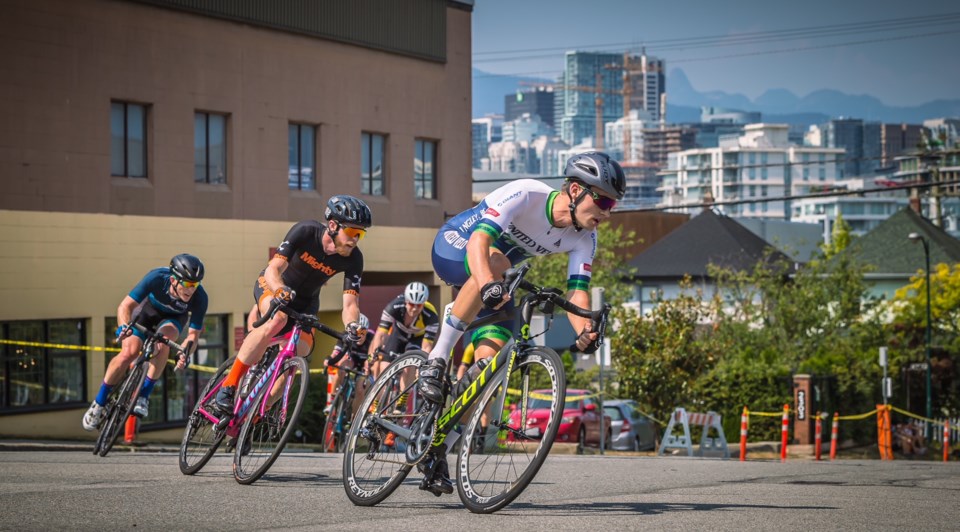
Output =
[{"x1": 404, "y1": 403, "x2": 440, "y2": 465}]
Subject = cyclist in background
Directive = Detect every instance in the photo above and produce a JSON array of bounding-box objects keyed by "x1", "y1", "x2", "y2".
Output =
[
  {"x1": 323, "y1": 313, "x2": 371, "y2": 415},
  {"x1": 367, "y1": 281, "x2": 439, "y2": 379},
  {"x1": 214, "y1": 195, "x2": 372, "y2": 413},
  {"x1": 83, "y1": 254, "x2": 206, "y2": 430},
  {"x1": 416, "y1": 151, "x2": 626, "y2": 494}
]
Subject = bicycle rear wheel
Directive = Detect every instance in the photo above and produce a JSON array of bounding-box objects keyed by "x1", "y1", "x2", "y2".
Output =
[
  {"x1": 179, "y1": 356, "x2": 234, "y2": 475},
  {"x1": 232, "y1": 356, "x2": 309, "y2": 484},
  {"x1": 96, "y1": 363, "x2": 147, "y2": 457},
  {"x1": 457, "y1": 347, "x2": 566, "y2": 513},
  {"x1": 342, "y1": 351, "x2": 426, "y2": 506},
  {"x1": 322, "y1": 386, "x2": 348, "y2": 453}
]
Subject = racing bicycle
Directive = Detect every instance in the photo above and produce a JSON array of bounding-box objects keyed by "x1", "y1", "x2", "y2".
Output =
[
  {"x1": 342, "y1": 264, "x2": 611, "y2": 513},
  {"x1": 94, "y1": 322, "x2": 189, "y2": 457},
  {"x1": 179, "y1": 297, "x2": 349, "y2": 484}
]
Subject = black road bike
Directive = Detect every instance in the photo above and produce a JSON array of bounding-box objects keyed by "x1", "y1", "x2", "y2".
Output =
[
  {"x1": 341, "y1": 264, "x2": 611, "y2": 513},
  {"x1": 93, "y1": 323, "x2": 188, "y2": 457}
]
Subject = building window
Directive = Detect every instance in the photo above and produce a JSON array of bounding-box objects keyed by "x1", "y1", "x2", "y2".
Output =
[
  {"x1": 361, "y1": 132, "x2": 386, "y2": 196},
  {"x1": 111, "y1": 102, "x2": 148, "y2": 178},
  {"x1": 194, "y1": 112, "x2": 227, "y2": 184},
  {"x1": 414, "y1": 139, "x2": 437, "y2": 199},
  {"x1": 1, "y1": 319, "x2": 86, "y2": 411},
  {"x1": 289, "y1": 123, "x2": 316, "y2": 190},
  {"x1": 103, "y1": 314, "x2": 228, "y2": 427}
]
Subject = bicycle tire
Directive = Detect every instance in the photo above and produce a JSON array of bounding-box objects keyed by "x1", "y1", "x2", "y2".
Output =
[
  {"x1": 322, "y1": 386, "x2": 347, "y2": 453},
  {"x1": 342, "y1": 351, "x2": 426, "y2": 506},
  {"x1": 96, "y1": 362, "x2": 147, "y2": 457},
  {"x1": 457, "y1": 347, "x2": 566, "y2": 513},
  {"x1": 178, "y1": 356, "x2": 235, "y2": 475},
  {"x1": 232, "y1": 356, "x2": 310, "y2": 484}
]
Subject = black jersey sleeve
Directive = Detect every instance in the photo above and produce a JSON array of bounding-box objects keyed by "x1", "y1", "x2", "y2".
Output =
[
  {"x1": 341, "y1": 248, "x2": 364, "y2": 295},
  {"x1": 274, "y1": 221, "x2": 314, "y2": 262}
]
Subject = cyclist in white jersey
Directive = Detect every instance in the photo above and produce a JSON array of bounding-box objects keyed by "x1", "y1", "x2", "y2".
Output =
[{"x1": 417, "y1": 151, "x2": 626, "y2": 495}]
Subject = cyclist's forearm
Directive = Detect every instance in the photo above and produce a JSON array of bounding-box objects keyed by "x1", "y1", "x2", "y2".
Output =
[
  {"x1": 368, "y1": 330, "x2": 386, "y2": 356},
  {"x1": 116, "y1": 296, "x2": 137, "y2": 326},
  {"x1": 466, "y1": 231, "x2": 496, "y2": 286},
  {"x1": 263, "y1": 257, "x2": 288, "y2": 292},
  {"x1": 566, "y1": 289, "x2": 591, "y2": 333},
  {"x1": 342, "y1": 293, "x2": 360, "y2": 327}
]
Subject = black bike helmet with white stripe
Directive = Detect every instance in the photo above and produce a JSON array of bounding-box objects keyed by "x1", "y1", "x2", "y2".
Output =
[
  {"x1": 564, "y1": 151, "x2": 626, "y2": 200},
  {"x1": 325, "y1": 195, "x2": 373, "y2": 228},
  {"x1": 170, "y1": 253, "x2": 204, "y2": 283}
]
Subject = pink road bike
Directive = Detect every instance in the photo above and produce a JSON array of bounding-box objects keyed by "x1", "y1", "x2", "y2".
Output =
[{"x1": 179, "y1": 297, "x2": 347, "y2": 484}]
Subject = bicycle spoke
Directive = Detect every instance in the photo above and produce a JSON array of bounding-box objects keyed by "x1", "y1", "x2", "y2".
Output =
[
  {"x1": 342, "y1": 352, "x2": 425, "y2": 506},
  {"x1": 233, "y1": 357, "x2": 309, "y2": 484},
  {"x1": 179, "y1": 357, "x2": 233, "y2": 475},
  {"x1": 457, "y1": 347, "x2": 565, "y2": 513}
]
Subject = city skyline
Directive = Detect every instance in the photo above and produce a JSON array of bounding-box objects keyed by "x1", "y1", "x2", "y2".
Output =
[{"x1": 472, "y1": 0, "x2": 960, "y2": 108}]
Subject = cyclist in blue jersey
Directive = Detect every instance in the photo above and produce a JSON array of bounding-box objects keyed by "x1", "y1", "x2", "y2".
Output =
[
  {"x1": 416, "y1": 151, "x2": 626, "y2": 494},
  {"x1": 83, "y1": 254, "x2": 208, "y2": 430}
]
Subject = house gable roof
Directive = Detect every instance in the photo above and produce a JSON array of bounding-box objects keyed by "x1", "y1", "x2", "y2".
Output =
[
  {"x1": 835, "y1": 208, "x2": 960, "y2": 274},
  {"x1": 627, "y1": 209, "x2": 791, "y2": 278}
]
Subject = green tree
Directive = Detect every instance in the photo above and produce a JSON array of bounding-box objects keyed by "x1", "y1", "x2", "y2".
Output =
[
  {"x1": 611, "y1": 277, "x2": 719, "y2": 424},
  {"x1": 525, "y1": 222, "x2": 637, "y2": 306},
  {"x1": 820, "y1": 213, "x2": 852, "y2": 259}
]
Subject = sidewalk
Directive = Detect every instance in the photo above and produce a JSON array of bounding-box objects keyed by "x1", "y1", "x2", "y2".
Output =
[{"x1": 0, "y1": 438, "x2": 180, "y2": 453}]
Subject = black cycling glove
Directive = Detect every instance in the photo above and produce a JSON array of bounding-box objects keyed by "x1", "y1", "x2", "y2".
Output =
[{"x1": 480, "y1": 280, "x2": 507, "y2": 309}]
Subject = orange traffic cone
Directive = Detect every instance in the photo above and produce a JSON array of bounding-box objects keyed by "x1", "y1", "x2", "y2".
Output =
[{"x1": 124, "y1": 415, "x2": 138, "y2": 444}]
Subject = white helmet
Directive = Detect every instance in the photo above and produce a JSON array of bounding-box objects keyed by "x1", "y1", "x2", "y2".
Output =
[
  {"x1": 358, "y1": 313, "x2": 370, "y2": 330},
  {"x1": 404, "y1": 282, "x2": 429, "y2": 305}
]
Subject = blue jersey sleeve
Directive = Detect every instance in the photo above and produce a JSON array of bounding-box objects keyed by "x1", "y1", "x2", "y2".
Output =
[
  {"x1": 187, "y1": 288, "x2": 209, "y2": 330},
  {"x1": 128, "y1": 268, "x2": 168, "y2": 303}
]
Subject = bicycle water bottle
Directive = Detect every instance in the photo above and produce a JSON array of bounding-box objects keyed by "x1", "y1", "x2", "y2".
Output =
[{"x1": 454, "y1": 358, "x2": 489, "y2": 398}]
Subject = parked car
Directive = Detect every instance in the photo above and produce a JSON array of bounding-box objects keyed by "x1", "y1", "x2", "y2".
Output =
[
  {"x1": 603, "y1": 399, "x2": 657, "y2": 452},
  {"x1": 507, "y1": 389, "x2": 611, "y2": 453}
]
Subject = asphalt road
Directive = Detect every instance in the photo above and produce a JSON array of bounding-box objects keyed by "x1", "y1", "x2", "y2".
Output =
[{"x1": 1, "y1": 449, "x2": 958, "y2": 531}]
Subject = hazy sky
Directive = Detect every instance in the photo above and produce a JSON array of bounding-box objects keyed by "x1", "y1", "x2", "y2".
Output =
[{"x1": 472, "y1": 0, "x2": 960, "y2": 106}]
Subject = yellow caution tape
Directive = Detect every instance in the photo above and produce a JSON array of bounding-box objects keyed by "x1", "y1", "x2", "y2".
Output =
[
  {"x1": 751, "y1": 410, "x2": 790, "y2": 417},
  {"x1": 889, "y1": 405, "x2": 948, "y2": 426},
  {"x1": 0, "y1": 338, "x2": 120, "y2": 353},
  {"x1": 836, "y1": 409, "x2": 878, "y2": 421}
]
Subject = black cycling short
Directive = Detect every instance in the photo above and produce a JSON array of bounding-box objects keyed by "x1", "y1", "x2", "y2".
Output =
[
  {"x1": 129, "y1": 299, "x2": 189, "y2": 341},
  {"x1": 377, "y1": 327, "x2": 424, "y2": 363}
]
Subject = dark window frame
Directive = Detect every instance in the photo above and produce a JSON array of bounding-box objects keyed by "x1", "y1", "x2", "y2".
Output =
[
  {"x1": 110, "y1": 101, "x2": 148, "y2": 178},
  {"x1": 289, "y1": 122, "x2": 317, "y2": 191},
  {"x1": 414, "y1": 138, "x2": 438, "y2": 200},
  {"x1": 361, "y1": 132, "x2": 387, "y2": 196},
  {"x1": 194, "y1": 111, "x2": 228, "y2": 185},
  {"x1": 0, "y1": 318, "x2": 88, "y2": 414}
]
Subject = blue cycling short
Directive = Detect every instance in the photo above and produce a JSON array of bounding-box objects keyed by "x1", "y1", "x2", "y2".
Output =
[{"x1": 431, "y1": 225, "x2": 515, "y2": 344}]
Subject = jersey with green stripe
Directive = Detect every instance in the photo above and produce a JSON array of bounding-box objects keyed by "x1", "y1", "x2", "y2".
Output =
[{"x1": 446, "y1": 179, "x2": 596, "y2": 291}]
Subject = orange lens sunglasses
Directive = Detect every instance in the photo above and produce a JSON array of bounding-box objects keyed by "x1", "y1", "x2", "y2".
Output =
[{"x1": 341, "y1": 226, "x2": 367, "y2": 241}]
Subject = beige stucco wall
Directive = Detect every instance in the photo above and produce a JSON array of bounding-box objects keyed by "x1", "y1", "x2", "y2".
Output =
[{"x1": 0, "y1": 209, "x2": 448, "y2": 440}]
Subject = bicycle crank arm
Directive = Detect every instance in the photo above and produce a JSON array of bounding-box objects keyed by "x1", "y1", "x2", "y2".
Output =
[{"x1": 366, "y1": 416, "x2": 413, "y2": 443}]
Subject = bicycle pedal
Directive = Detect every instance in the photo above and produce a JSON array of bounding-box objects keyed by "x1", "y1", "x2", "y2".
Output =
[{"x1": 215, "y1": 415, "x2": 232, "y2": 432}]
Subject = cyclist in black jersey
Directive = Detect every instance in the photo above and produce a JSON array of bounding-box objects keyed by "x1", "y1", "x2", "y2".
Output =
[
  {"x1": 323, "y1": 313, "x2": 372, "y2": 414},
  {"x1": 368, "y1": 282, "x2": 440, "y2": 380},
  {"x1": 214, "y1": 195, "x2": 373, "y2": 413}
]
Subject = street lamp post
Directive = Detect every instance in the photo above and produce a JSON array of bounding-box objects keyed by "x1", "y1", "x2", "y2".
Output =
[{"x1": 908, "y1": 232, "x2": 933, "y2": 439}]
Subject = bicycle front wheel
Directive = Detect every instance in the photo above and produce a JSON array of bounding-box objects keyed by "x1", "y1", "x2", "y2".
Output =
[
  {"x1": 342, "y1": 351, "x2": 425, "y2": 506},
  {"x1": 179, "y1": 356, "x2": 234, "y2": 475},
  {"x1": 457, "y1": 347, "x2": 566, "y2": 513},
  {"x1": 96, "y1": 363, "x2": 147, "y2": 457},
  {"x1": 233, "y1": 356, "x2": 309, "y2": 484},
  {"x1": 322, "y1": 386, "x2": 348, "y2": 453}
]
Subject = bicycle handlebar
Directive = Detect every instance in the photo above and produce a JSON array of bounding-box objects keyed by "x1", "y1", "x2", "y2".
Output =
[
  {"x1": 250, "y1": 295, "x2": 351, "y2": 345},
  {"x1": 501, "y1": 263, "x2": 612, "y2": 353}
]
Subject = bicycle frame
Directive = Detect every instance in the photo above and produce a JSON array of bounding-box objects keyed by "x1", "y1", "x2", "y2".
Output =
[{"x1": 196, "y1": 324, "x2": 304, "y2": 437}]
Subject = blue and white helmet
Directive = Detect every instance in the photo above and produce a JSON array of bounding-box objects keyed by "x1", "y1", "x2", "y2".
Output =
[{"x1": 404, "y1": 282, "x2": 429, "y2": 305}]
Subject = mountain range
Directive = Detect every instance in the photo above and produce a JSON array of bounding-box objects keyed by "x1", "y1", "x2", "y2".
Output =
[{"x1": 473, "y1": 67, "x2": 960, "y2": 126}]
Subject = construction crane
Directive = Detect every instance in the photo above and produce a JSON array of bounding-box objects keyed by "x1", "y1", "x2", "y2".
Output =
[{"x1": 519, "y1": 76, "x2": 618, "y2": 151}]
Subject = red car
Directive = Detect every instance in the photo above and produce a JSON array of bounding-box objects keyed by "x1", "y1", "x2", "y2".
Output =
[{"x1": 507, "y1": 389, "x2": 612, "y2": 453}]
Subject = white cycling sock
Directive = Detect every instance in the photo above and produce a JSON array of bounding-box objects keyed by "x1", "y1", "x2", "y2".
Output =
[{"x1": 428, "y1": 312, "x2": 468, "y2": 362}]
